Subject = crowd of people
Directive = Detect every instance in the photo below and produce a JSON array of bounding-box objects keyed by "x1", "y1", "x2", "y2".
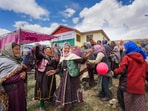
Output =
[{"x1": 0, "y1": 39, "x2": 148, "y2": 111}]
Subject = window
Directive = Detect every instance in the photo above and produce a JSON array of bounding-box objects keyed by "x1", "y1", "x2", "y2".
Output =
[
  {"x1": 76, "y1": 34, "x2": 81, "y2": 42},
  {"x1": 86, "y1": 35, "x2": 93, "y2": 42}
]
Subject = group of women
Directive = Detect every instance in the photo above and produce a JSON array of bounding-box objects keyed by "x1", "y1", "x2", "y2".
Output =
[{"x1": 0, "y1": 40, "x2": 148, "y2": 111}]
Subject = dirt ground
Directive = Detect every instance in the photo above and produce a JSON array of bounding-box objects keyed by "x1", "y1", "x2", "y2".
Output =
[{"x1": 27, "y1": 72, "x2": 148, "y2": 111}]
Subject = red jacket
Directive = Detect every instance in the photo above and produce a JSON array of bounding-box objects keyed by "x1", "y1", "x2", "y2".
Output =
[{"x1": 114, "y1": 52, "x2": 148, "y2": 94}]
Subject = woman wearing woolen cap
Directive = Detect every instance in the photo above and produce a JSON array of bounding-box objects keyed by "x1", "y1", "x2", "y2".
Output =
[{"x1": 114, "y1": 41, "x2": 148, "y2": 111}]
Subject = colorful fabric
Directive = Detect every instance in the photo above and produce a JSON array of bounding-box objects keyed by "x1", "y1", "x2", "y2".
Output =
[
  {"x1": 0, "y1": 29, "x2": 57, "y2": 49},
  {"x1": 93, "y1": 44, "x2": 106, "y2": 54},
  {"x1": 67, "y1": 60, "x2": 79, "y2": 77}
]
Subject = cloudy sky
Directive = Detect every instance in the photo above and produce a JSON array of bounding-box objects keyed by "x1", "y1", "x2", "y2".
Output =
[{"x1": 0, "y1": 0, "x2": 147, "y2": 40}]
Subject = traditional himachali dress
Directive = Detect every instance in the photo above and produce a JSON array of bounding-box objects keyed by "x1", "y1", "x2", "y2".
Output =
[
  {"x1": 54, "y1": 53, "x2": 87, "y2": 110},
  {"x1": 0, "y1": 43, "x2": 27, "y2": 111},
  {"x1": 34, "y1": 46, "x2": 58, "y2": 102}
]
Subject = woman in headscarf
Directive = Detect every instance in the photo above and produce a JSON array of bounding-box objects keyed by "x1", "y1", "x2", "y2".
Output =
[
  {"x1": 34, "y1": 45, "x2": 58, "y2": 111},
  {"x1": 114, "y1": 41, "x2": 148, "y2": 111},
  {"x1": 110, "y1": 41, "x2": 121, "y2": 78},
  {"x1": 0, "y1": 42, "x2": 27, "y2": 111},
  {"x1": 52, "y1": 43, "x2": 61, "y2": 61},
  {"x1": 46, "y1": 44, "x2": 90, "y2": 111},
  {"x1": 81, "y1": 42, "x2": 96, "y2": 88},
  {"x1": 87, "y1": 44, "x2": 112, "y2": 101}
]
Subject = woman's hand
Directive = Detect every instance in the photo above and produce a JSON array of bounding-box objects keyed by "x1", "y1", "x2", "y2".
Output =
[
  {"x1": 84, "y1": 50, "x2": 91, "y2": 59},
  {"x1": 46, "y1": 70, "x2": 56, "y2": 76},
  {"x1": 20, "y1": 71, "x2": 26, "y2": 79},
  {"x1": 16, "y1": 64, "x2": 27, "y2": 72},
  {"x1": 86, "y1": 60, "x2": 91, "y2": 64}
]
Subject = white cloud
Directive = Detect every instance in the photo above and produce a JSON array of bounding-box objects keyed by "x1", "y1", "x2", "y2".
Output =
[
  {"x1": 0, "y1": 0, "x2": 49, "y2": 20},
  {"x1": 75, "y1": 0, "x2": 148, "y2": 40},
  {"x1": 62, "y1": 19, "x2": 66, "y2": 22},
  {"x1": 0, "y1": 28, "x2": 10, "y2": 36},
  {"x1": 72, "y1": 17, "x2": 79, "y2": 24},
  {"x1": 13, "y1": 21, "x2": 59, "y2": 34},
  {"x1": 66, "y1": 2, "x2": 80, "y2": 10},
  {"x1": 61, "y1": 8, "x2": 76, "y2": 18}
]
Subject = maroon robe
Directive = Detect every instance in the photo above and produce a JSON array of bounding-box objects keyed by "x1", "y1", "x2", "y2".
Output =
[
  {"x1": 34, "y1": 46, "x2": 58, "y2": 101},
  {"x1": 3, "y1": 73, "x2": 26, "y2": 111},
  {"x1": 54, "y1": 58, "x2": 86, "y2": 108}
]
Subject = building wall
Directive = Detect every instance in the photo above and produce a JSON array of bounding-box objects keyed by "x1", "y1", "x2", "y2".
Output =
[
  {"x1": 75, "y1": 32, "x2": 82, "y2": 47},
  {"x1": 51, "y1": 31, "x2": 75, "y2": 47},
  {"x1": 51, "y1": 26, "x2": 109, "y2": 47},
  {"x1": 75, "y1": 32, "x2": 107, "y2": 46}
]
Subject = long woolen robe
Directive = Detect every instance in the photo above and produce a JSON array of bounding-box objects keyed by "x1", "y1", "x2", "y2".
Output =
[
  {"x1": 0, "y1": 42, "x2": 28, "y2": 111},
  {"x1": 54, "y1": 53, "x2": 86, "y2": 108},
  {"x1": 34, "y1": 46, "x2": 58, "y2": 101}
]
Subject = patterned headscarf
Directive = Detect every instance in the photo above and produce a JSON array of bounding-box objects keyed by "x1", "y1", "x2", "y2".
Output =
[
  {"x1": 1, "y1": 42, "x2": 22, "y2": 63},
  {"x1": 93, "y1": 44, "x2": 106, "y2": 54},
  {"x1": 124, "y1": 41, "x2": 147, "y2": 59},
  {"x1": 1, "y1": 43, "x2": 14, "y2": 57}
]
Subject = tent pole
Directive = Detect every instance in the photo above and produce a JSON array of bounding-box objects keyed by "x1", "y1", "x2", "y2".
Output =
[
  {"x1": 18, "y1": 28, "x2": 23, "y2": 56},
  {"x1": 18, "y1": 28, "x2": 21, "y2": 45}
]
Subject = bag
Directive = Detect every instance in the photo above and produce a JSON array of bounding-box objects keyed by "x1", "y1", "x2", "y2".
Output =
[{"x1": 67, "y1": 60, "x2": 79, "y2": 77}]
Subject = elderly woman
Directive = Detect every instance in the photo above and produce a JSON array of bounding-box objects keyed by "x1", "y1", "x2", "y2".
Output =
[
  {"x1": 81, "y1": 42, "x2": 96, "y2": 88},
  {"x1": 46, "y1": 44, "x2": 90, "y2": 111},
  {"x1": 34, "y1": 45, "x2": 58, "y2": 111},
  {"x1": 110, "y1": 41, "x2": 121, "y2": 78},
  {"x1": 114, "y1": 41, "x2": 148, "y2": 111},
  {"x1": 0, "y1": 42, "x2": 27, "y2": 111}
]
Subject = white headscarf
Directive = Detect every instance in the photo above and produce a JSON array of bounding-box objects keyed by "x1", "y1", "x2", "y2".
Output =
[{"x1": 60, "y1": 44, "x2": 80, "y2": 63}]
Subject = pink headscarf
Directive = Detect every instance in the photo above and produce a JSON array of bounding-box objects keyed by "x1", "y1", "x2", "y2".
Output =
[{"x1": 93, "y1": 45, "x2": 106, "y2": 54}]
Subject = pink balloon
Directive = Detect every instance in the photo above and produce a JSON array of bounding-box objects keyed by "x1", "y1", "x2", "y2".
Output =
[{"x1": 96, "y1": 62, "x2": 108, "y2": 75}]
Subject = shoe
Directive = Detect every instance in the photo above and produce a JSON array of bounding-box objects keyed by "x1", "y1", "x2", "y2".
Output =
[
  {"x1": 96, "y1": 91, "x2": 105, "y2": 97},
  {"x1": 48, "y1": 98, "x2": 55, "y2": 105},
  {"x1": 40, "y1": 107, "x2": 45, "y2": 111},
  {"x1": 101, "y1": 96, "x2": 112, "y2": 101}
]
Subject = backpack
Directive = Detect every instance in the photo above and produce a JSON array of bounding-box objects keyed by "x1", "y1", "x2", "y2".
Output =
[{"x1": 67, "y1": 60, "x2": 79, "y2": 77}]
